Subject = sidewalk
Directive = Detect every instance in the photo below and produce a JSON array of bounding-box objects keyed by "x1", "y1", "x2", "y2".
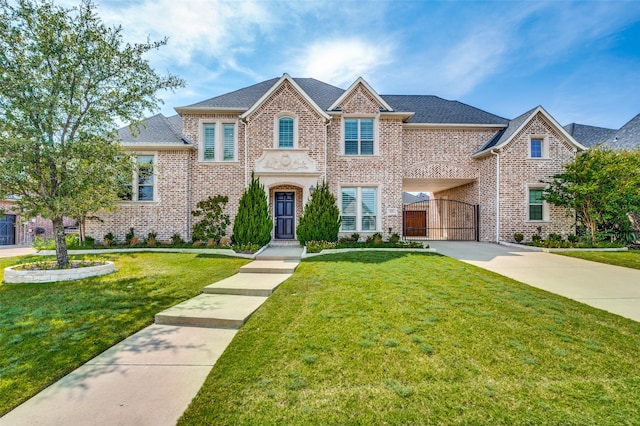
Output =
[
  {"x1": 429, "y1": 241, "x2": 640, "y2": 322},
  {"x1": 0, "y1": 246, "x2": 301, "y2": 426},
  {"x1": 0, "y1": 245, "x2": 36, "y2": 258}
]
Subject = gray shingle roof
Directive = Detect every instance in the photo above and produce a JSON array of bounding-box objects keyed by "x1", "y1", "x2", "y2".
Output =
[
  {"x1": 182, "y1": 78, "x2": 344, "y2": 111},
  {"x1": 564, "y1": 115, "x2": 640, "y2": 149},
  {"x1": 381, "y1": 95, "x2": 509, "y2": 125},
  {"x1": 607, "y1": 113, "x2": 640, "y2": 149},
  {"x1": 563, "y1": 123, "x2": 617, "y2": 148},
  {"x1": 118, "y1": 114, "x2": 190, "y2": 145},
  {"x1": 181, "y1": 77, "x2": 508, "y2": 125},
  {"x1": 475, "y1": 107, "x2": 538, "y2": 153}
]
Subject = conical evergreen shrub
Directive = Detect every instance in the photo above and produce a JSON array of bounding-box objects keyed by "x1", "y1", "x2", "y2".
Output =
[
  {"x1": 297, "y1": 181, "x2": 341, "y2": 244},
  {"x1": 233, "y1": 172, "x2": 272, "y2": 247}
]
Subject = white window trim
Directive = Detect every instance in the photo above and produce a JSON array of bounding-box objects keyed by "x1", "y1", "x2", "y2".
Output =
[
  {"x1": 525, "y1": 184, "x2": 549, "y2": 222},
  {"x1": 339, "y1": 185, "x2": 380, "y2": 232},
  {"x1": 528, "y1": 135, "x2": 549, "y2": 159},
  {"x1": 199, "y1": 119, "x2": 238, "y2": 163},
  {"x1": 274, "y1": 112, "x2": 299, "y2": 148},
  {"x1": 340, "y1": 115, "x2": 379, "y2": 156},
  {"x1": 119, "y1": 152, "x2": 158, "y2": 204}
]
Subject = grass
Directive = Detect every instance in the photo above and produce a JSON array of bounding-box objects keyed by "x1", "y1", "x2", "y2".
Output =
[
  {"x1": 556, "y1": 250, "x2": 640, "y2": 270},
  {"x1": 0, "y1": 252, "x2": 249, "y2": 416},
  {"x1": 179, "y1": 251, "x2": 640, "y2": 425}
]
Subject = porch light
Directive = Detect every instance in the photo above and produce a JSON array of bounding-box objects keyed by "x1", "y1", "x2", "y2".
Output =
[{"x1": 309, "y1": 184, "x2": 315, "y2": 194}]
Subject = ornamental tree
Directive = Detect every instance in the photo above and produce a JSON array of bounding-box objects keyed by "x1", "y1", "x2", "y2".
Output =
[
  {"x1": 296, "y1": 181, "x2": 341, "y2": 244},
  {"x1": 233, "y1": 173, "x2": 272, "y2": 247},
  {"x1": 543, "y1": 147, "x2": 640, "y2": 241},
  {"x1": 0, "y1": 0, "x2": 184, "y2": 267}
]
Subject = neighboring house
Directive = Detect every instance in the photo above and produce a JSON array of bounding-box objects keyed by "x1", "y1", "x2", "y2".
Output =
[
  {"x1": 565, "y1": 113, "x2": 640, "y2": 150},
  {"x1": 84, "y1": 74, "x2": 598, "y2": 244},
  {"x1": 0, "y1": 198, "x2": 76, "y2": 245}
]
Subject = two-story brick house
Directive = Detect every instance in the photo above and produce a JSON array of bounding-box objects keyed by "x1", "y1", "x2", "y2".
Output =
[{"x1": 84, "y1": 73, "x2": 588, "y2": 244}]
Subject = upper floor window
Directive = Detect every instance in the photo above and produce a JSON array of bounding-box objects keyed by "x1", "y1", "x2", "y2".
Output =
[
  {"x1": 529, "y1": 137, "x2": 547, "y2": 159},
  {"x1": 344, "y1": 118, "x2": 374, "y2": 155},
  {"x1": 119, "y1": 155, "x2": 155, "y2": 202},
  {"x1": 201, "y1": 121, "x2": 237, "y2": 162},
  {"x1": 278, "y1": 117, "x2": 294, "y2": 148}
]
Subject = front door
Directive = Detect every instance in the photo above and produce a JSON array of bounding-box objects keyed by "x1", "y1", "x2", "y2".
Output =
[
  {"x1": 0, "y1": 214, "x2": 16, "y2": 245},
  {"x1": 275, "y1": 192, "x2": 295, "y2": 239}
]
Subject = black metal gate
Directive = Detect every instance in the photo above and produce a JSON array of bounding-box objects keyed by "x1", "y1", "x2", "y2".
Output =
[
  {"x1": 403, "y1": 199, "x2": 478, "y2": 241},
  {"x1": 0, "y1": 214, "x2": 16, "y2": 245}
]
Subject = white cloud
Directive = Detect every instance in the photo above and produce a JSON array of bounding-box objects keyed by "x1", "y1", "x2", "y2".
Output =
[
  {"x1": 288, "y1": 38, "x2": 394, "y2": 87},
  {"x1": 95, "y1": 0, "x2": 277, "y2": 72}
]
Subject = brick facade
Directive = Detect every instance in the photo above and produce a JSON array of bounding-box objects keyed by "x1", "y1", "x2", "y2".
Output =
[{"x1": 79, "y1": 76, "x2": 581, "y2": 245}]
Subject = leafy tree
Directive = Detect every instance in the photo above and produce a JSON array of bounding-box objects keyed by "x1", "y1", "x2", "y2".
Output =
[
  {"x1": 191, "y1": 195, "x2": 231, "y2": 243},
  {"x1": 543, "y1": 147, "x2": 640, "y2": 241},
  {"x1": 0, "y1": 0, "x2": 184, "y2": 267},
  {"x1": 233, "y1": 173, "x2": 272, "y2": 247},
  {"x1": 296, "y1": 181, "x2": 341, "y2": 244}
]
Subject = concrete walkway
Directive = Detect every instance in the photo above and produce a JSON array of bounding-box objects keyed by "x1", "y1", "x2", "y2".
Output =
[
  {"x1": 0, "y1": 245, "x2": 36, "y2": 258},
  {"x1": 0, "y1": 245, "x2": 301, "y2": 426},
  {"x1": 429, "y1": 241, "x2": 640, "y2": 322}
]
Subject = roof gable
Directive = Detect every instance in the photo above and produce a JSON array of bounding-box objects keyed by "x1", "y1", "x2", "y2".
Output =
[
  {"x1": 329, "y1": 77, "x2": 392, "y2": 112},
  {"x1": 239, "y1": 73, "x2": 331, "y2": 121},
  {"x1": 474, "y1": 106, "x2": 586, "y2": 157}
]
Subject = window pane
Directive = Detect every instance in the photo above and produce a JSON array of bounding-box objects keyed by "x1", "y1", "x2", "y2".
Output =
[
  {"x1": 137, "y1": 156, "x2": 154, "y2": 185},
  {"x1": 529, "y1": 189, "x2": 543, "y2": 203},
  {"x1": 342, "y1": 216, "x2": 356, "y2": 231},
  {"x1": 361, "y1": 215, "x2": 376, "y2": 231},
  {"x1": 345, "y1": 119, "x2": 358, "y2": 140},
  {"x1": 361, "y1": 188, "x2": 376, "y2": 230},
  {"x1": 279, "y1": 117, "x2": 294, "y2": 148},
  {"x1": 138, "y1": 185, "x2": 153, "y2": 201},
  {"x1": 360, "y1": 140, "x2": 374, "y2": 155},
  {"x1": 223, "y1": 124, "x2": 235, "y2": 161},
  {"x1": 531, "y1": 139, "x2": 542, "y2": 158},
  {"x1": 529, "y1": 205, "x2": 543, "y2": 221},
  {"x1": 361, "y1": 188, "x2": 376, "y2": 215},
  {"x1": 203, "y1": 124, "x2": 215, "y2": 161},
  {"x1": 360, "y1": 119, "x2": 374, "y2": 140},
  {"x1": 342, "y1": 188, "x2": 356, "y2": 215},
  {"x1": 345, "y1": 140, "x2": 359, "y2": 155}
]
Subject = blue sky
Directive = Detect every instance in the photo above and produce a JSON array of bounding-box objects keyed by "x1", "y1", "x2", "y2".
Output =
[{"x1": 89, "y1": 0, "x2": 640, "y2": 129}]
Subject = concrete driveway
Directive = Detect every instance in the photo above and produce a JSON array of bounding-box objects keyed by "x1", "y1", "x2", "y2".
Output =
[
  {"x1": 428, "y1": 241, "x2": 640, "y2": 323},
  {"x1": 0, "y1": 245, "x2": 36, "y2": 258}
]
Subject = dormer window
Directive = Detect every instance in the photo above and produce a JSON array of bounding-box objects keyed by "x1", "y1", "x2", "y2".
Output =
[{"x1": 279, "y1": 116, "x2": 294, "y2": 148}]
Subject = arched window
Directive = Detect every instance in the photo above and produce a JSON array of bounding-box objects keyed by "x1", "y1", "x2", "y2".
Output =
[{"x1": 278, "y1": 116, "x2": 294, "y2": 148}]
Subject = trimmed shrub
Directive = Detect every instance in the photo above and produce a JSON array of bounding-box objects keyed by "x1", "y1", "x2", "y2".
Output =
[
  {"x1": 192, "y1": 195, "x2": 230, "y2": 243},
  {"x1": 233, "y1": 173, "x2": 272, "y2": 247},
  {"x1": 514, "y1": 233, "x2": 524, "y2": 243},
  {"x1": 297, "y1": 181, "x2": 341, "y2": 245}
]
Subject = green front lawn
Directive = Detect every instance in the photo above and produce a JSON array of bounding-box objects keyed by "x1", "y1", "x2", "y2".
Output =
[
  {"x1": 556, "y1": 250, "x2": 640, "y2": 270},
  {"x1": 0, "y1": 253, "x2": 249, "y2": 416},
  {"x1": 180, "y1": 252, "x2": 640, "y2": 425}
]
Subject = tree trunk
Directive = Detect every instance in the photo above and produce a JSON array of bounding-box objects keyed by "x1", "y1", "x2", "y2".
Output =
[{"x1": 53, "y1": 217, "x2": 69, "y2": 268}]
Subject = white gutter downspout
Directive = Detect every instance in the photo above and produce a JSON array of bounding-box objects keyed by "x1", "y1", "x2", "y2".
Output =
[{"x1": 490, "y1": 149, "x2": 500, "y2": 242}]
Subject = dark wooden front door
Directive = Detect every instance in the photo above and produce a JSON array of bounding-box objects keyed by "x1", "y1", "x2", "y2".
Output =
[
  {"x1": 0, "y1": 214, "x2": 16, "y2": 245},
  {"x1": 275, "y1": 192, "x2": 295, "y2": 239}
]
